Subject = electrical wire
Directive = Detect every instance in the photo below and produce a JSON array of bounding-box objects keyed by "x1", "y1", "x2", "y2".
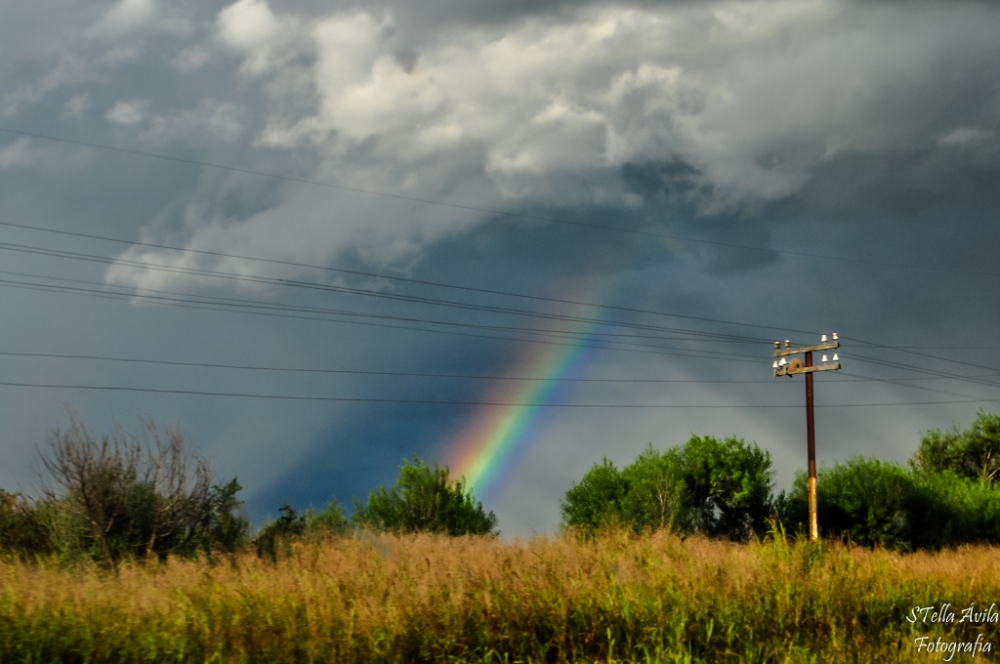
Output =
[
  {"x1": 3, "y1": 351, "x2": 997, "y2": 387},
  {"x1": 2, "y1": 379, "x2": 999, "y2": 408},
  {"x1": 0, "y1": 219, "x2": 818, "y2": 337},
  {"x1": 0, "y1": 242, "x2": 771, "y2": 345},
  {"x1": 0, "y1": 274, "x2": 770, "y2": 363}
]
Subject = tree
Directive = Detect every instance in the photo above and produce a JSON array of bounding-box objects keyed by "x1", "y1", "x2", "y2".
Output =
[
  {"x1": 353, "y1": 456, "x2": 498, "y2": 536},
  {"x1": 561, "y1": 436, "x2": 773, "y2": 541},
  {"x1": 911, "y1": 410, "x2": 1000, "y2": 483},
  {"x1": 620, "y1": 447, "x2": 687, "y2": 533},
  {"x1": 37, "y1": 413, "x2": 245, "y2": 565},
  {"x1": 192, "y1": 478, "x2": 250, "y2": 555},
  {"x1": 561, "y1": 457, "x2": 628, "y2": 531},
  {"x1": 679, "y1": 435, "x2": 774, "y2": 541}
]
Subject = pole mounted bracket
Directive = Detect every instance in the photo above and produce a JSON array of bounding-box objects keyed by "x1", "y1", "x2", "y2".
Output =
[{"x1": 774, "y1": 362, "x2": 840, "y2": 377}]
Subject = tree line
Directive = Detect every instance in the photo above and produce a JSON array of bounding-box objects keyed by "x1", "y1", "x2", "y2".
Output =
[
  {"x1": 562, "y1": 410, "x2": 1000, "y2": 550},
  {"x1": 3, "y1": 410, "x2": 1000, "y2": 565},
  {"x1": 0, "y1": 414, "x2": 496, "y2": 567}
]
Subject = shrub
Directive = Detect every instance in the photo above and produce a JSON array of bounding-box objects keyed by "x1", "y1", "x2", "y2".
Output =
[
  {"x1": 306, "y1": 497, "x2": 352, "y2": 536},
  {"x1": 777, "y1": 457, "x2": 1000, "y2": 550},
  {"x1": 779, "y1": 457, "x2": 915, "y2": 550},
  {"x1": 0, "y1": 490, "x2": 52, "y2": 559},
  {"x1": 909, "y1": 470, "x2": 1000, "y2": 549}
]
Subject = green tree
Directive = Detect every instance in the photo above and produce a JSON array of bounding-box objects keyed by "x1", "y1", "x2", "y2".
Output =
[
  {"x1": 561, "y1": 436, "x2": 773, "y2": 541},
  {"x1": 353, "y1": 456, "x2": 498, "y2": 536},
  {"x1": 679, "y1": 435, "x2": 774, "y2": 541},
  {"x1": 621, "y1": 447, "x2": 688, "y2": 532},
  {"x1": 190, "y1": 479, "x2": 250, "y2": 555},
  {"x1": 911, "y1": 410, "x2": 1000, "y2": 483},
  {"x1": 909, "y1": 470, "x2": 1000, "y2": 549},
  {"x1": 561, "y1": 457, "x2": 628, "y2": 532}
]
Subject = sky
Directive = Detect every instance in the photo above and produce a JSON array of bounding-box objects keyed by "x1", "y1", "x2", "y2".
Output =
[{"x1": 1, "y1": 0, "x2": 999, "y2": 538}]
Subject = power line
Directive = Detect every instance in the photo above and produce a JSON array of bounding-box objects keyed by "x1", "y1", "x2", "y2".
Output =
[
  {"x1": 0, "y1": 219, "x2": 819, "y2": 337},
  {"x1": 0, "y1": 350, "x2": 790, "y2": 383},
  {"x1": 842, "y1": 335, "x2": 1000, "y2": 374},
  {"x1": 4, "y1": 350, "x2": 995, "y2": 386},
  {"x1": 12, "y1": 235, "x2": 996, "y2": 381},
  {"x1": 2, "y1": 379, "x2": 998, "y2": 408},
  {"x1": 2, "y1": 125, "x2": 994, "y2": 276},
  {"x1": 0, "y1": 274, "x2": 768, "y2": 363},
  {"x1": 0, "y1": 269, "x2": 765, "y2": 357},
  {"x1": 6, "y1": 262, "x2": 999, "y2": 388},
  {"x1": 0, "y1": 242, "x2": 770, "y2": 345},
  {"x1": 840, "y1": 352, "x2": 1000, "y2": 390},
  {"x1": 838, "y1": 371, "x2": 990, "y2": 401},
  {"x1": 8, "y1": 226, "x2": 999, "y2": 379},
  {"x1": 6, "y1": 243, "x2": 999, "y2": 389}
]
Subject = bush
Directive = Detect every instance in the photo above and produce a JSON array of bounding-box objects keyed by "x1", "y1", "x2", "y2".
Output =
[
  {"x1": 353, "y1": 456, "x2": 498, "y2": 536},
  {"x1": 0, "y1": 490, "x2": 52, "y2": 560},
  {"x1": 779, "y1": 457, "x2": 915, "y2": 550},
  {"x1": 910, "y1": 471, "x2": 1000, "y2": 549},
  {"x1": 778, "y1": 457, "x2": 1000, "y2": 550},
  {"x1": 306, "y1": 497, "x2": 351, "y2": 535}
]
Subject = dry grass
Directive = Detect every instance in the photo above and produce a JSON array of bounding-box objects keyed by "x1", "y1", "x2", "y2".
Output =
[{"x1": 2, "y1": 530, "x2": 999, "y2": 662}]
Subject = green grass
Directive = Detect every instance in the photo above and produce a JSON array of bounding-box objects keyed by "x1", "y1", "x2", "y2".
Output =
[{"x1": 2, "y1": 530, "x2": 998, "y2": 662}]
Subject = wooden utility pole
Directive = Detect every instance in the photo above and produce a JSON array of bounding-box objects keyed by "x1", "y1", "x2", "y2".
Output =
[{"x1": 774, "y1": 334, "x2": 840, "y2": 542}]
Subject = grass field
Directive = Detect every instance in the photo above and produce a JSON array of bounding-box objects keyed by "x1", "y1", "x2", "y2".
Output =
[{"x1": 2, "y1": 530, "x2": 999, "y2": 663}]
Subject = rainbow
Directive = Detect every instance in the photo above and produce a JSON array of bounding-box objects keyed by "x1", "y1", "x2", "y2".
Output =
[{"x1": 447, "y1": 287, "x2": 611, "y2": 505}]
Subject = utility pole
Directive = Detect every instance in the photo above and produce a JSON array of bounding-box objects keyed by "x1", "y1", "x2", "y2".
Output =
[{"x1": 773, "y1": 333, "x2": 841, "y2": 542}]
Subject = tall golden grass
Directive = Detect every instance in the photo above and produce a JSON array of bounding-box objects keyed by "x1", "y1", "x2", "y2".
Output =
[{"x1": 2, "y1": 530, "x2": 998, "y2": 662}]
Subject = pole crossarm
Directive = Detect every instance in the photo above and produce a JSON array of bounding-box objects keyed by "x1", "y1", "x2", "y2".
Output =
[
  {"x1": 774, "y1": 362, "x2": 840, "y2": 377},
  {"x1": 774, "y1": 341, "x2": 840, "y2": 357}
]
